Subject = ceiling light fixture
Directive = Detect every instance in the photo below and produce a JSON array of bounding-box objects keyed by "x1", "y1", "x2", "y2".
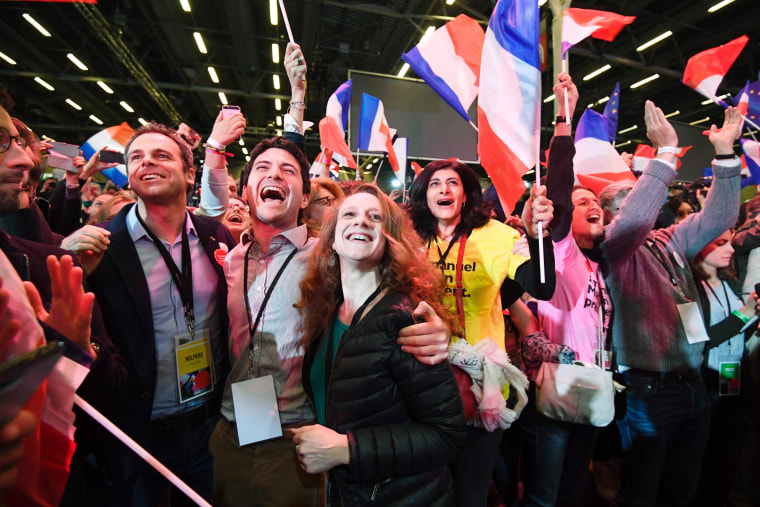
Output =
[
  {"x1": 616, "y1": 140, "x2": 632, "y2": 147},
  {"x1": 22, "y1": 14, "x2": 51, "y2": 37},
  {"x1": 242, "y1": 147, "x2": 248, "y2": 155},
  {"x1": 0, "y1": 52, "x2": 16, "y2": 65},
  {"x1": 636, "y1": 31, "x2": 673, "y2": 52},
  {"x1": 269, "y1": 0, "x2": 278, "y2": 25},
  {"x1": 630, "y1": 73, "x2": 660, "y2": 89},
  {"x1": 420, "y1": 26, "x2": 436, "y2": 43},
  {"x1": 597, "y1": 96, "x2": 610, "y2": 104},
  {"x1": 96, "y1": 80, "x2": 114, "y2": 94},
  {"x1": 239, "y1": 138, "x2": 245, "y2": 146},
  {"x1": 397, "y1": 63, "x2": 410, "y2": 78},
  {"x1": 208, "y1": 66, "x2": 219, "y2": 84},
  {"x1": 701, "y1": 94, "x2": 728, "y2": 105},
  {"x1": 583, "y1": 64, "x2": 611, "y2": 81},
  {"x1": 34, "y1": 77, "x2": 54, "y2": 91},
  {"x1": 665, "y1": 110, "x2": 680, "y2": 119},
  {"x1": 275, "y1": 98, "x2": 282, "y2": 110},
  {"x1": 245, "y1": 155, "x2": 251, "y2": 162},
  {"x1": 618, "y1": 125, "x2": 638, "y2": 135},
  {"x1": 689, "y1": 117, "x2": 711, "y2": 125},
  {"x1": 193, "y1": 32, "x2": 207, "y2": 54},
  {"x1": 89, "y1": 115, "x2": 103, "y2": 125},
  {"x1": 543, "y1": 94, "x2": 555, "y2": 103},
  {"x1": 707, "y1": 0, "x2": 735, "y2": 13},
  {"x1": 276, "y1": 116, "x2": 282, "y2": 127},
  {"x1": 138, "y1": 118, "x2": 149, "y2": 126},
  {"x1": 272, "y1": 43, "x2": 280, "y2": 64},
  {"x1": 66, "y1": 53, "x2": 89, "y2": 71},
  {"x1": 119, "y1": 101, "x2": 134, "y2": 113},
  {"x1": 65, "y1": 98, "x2": 82, "y2": 110},
  {"x1": 446, "y1": 0, "x2": 456, "y2": 4},
  {"x1": 179, "y1": 0, "x2": 191, "y2": 12},
  {"x1": 218, "y1": 92, "x2": 228, "y2": 105},
  {"x1": 273, "y1": 75, "x2": 281, "y2": 90}
]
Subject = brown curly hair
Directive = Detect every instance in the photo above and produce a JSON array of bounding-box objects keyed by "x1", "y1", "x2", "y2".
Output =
[{"x1": 296, "y1": 183, "x2": 457, "y2": 349}]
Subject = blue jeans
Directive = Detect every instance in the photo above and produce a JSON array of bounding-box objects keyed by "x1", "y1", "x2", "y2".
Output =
[
  {"x1": 518, "y1": 394, "x2": 599, "y2": 507},
  {"x1": 615, "y1": 370, "x2": 710, "y2": 507}
]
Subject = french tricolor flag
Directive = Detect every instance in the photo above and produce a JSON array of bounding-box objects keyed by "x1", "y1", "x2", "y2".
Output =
[
  {"x1": 574, "y1": 108, "x2": 635, "y2": 196},
  {"x1": 561, "y1": 8, "x2": 635, "y2": 56},
  {"x1": 633, "y1": 143, "x2": 690, "y2": 173},
  {"x1": 357, "y1": 93, "x2": 400, "y2": 174},
  {"x1": 81, "y1": 122, "x2": 135, "y2": 187},
  {"x1": 682, "y1": 35, "x2": 748, "y2": 100},
  {"x1": 477, "y1": 0, "x2": 540, "y2": 213},
  {"x1": 741, "y1": 139, "x2": 760, "y2": 185},
  {"x1": 401, "y1": 14, "x2": 485, "y2": 122},
  {"x1": 319, "y1": 80, "x2": 357, "y2": 169}
]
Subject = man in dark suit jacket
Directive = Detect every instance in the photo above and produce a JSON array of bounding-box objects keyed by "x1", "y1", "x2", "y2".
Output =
[{"x1": 64, "y1": 122, "x2": 235, "y2": 506}]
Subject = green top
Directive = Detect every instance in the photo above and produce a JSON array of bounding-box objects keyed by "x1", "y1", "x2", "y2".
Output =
[{"x1": 310, "y1": 317, "x2": 350, "y2": 425}]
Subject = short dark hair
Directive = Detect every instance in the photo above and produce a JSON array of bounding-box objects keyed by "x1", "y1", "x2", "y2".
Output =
[
  {"x1": 407, "y1": 159, "x2": 490, "y2": 241},
  {"x1": 240, "y1": 136, "x2": 310, "y2": 198},
  {"x1": 124, "y1": 122, "x2": 194, "y2": 173}
]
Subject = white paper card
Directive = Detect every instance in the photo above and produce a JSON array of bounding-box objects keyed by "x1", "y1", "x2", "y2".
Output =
[
  {"x1": 231, "y1": 375, "x2": 282, "y2": 446},
  {"x1": 677, "y1": 301, "x2": 710, "y2": 344}
]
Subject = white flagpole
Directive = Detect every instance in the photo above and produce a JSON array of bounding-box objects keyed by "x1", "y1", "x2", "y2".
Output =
[
  {"x1": 278, "y1": 0, "x2": 295, "y2": 43},
  {"x1": 561, "y1": 59, "x2": 570, "y2": 126},
  {"x1": 355, "y1": 149, "x2": 361, "y2": 180}
]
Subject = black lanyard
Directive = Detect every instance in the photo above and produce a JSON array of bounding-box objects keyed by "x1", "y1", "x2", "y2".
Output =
[
  {"x1": 324, "y1": 283, "x2": 385, "y2": 392},
  {"x1": 135, "y1": 210, "x2": 195, "y2": 338},
  {"x1": 644, "y1": 239, "x2": 690, "y2": 301},
  {"x1": 428, "y1": 233, "x2": 460, "y2": 274},
  {"x1": 243, "y1": 240, "x2": 299, "y2": 371}
]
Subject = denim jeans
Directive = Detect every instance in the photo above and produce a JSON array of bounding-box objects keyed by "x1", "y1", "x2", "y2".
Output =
[
  {"x1": 450, "y1": 426, "x2": 504, "y2": 507},
  {"x1": 615, "y1": 370, "x2": 710, "y2": 507},
  {"x1": 518, "y1": 394, "x2": 599, "y2": 507}
]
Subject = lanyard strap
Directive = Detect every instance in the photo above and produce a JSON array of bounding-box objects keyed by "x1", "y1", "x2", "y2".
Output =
[
  {"x1": 243, "y1": 241, "x2": 298, "y2": 371},
  {"x1": 324, "y1": 283, "x2": 385, "y2": 392},
  {"x1": 454, "y1": 233, "x2": 468, "y2": 340},
  {"x1": 135, "y1": 211, "x2": 195, "y2": 337},
  {"x1": 585, "y1": 256, "x2": 608, "y2": 369},
  {"x1": 429, "y1": 233, "x2": 460, "y2": 272},
  {"x1": 644, "y1": 239, "x2": 690, "y2": 300}
]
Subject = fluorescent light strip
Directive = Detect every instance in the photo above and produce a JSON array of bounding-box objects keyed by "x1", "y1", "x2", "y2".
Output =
[
  {"x1": 179, "y1": 0, "x2": 191, "y2": 12},
  {"x1": 138, "y1": 118, "x2": 149, "y2": 126},
  {"x1": 23, "y1": 14, "x2": 51, "y2": 37},
  {"x1": 34, "y1": 77, "x2": 54, "y2": 91},
  {"x1": 97, "y1": 80, "x2": 114, "y2": 94},
  {"x1": 119, "y1": 101, "x2": 134, "y2": 113},
  {"x1": 636, "y1": 31, "x2": 673, "y2": 52},
  {"x1": 65, "y1": 98, "x2": 82, "y2": 110},
  {"x1": 272, "y1": 43, "x2": 280, "y2": 64},
  {"x1": 708, "y1": 0, "x2": 735, "y2": 13},
  {"x1": 275, "y1": 98, "x2": 282, "y2": 110},
  {"x1": 218, "y1": 92, "x2": 228, "y2": 105},
  {"x1": 193, "y1": 32, "x2": 207, "y2": 54},
  {"x1": 419, "y1": 26, "x2": 435, "y2": 44},
  {"x1": 89, "y1": 115, "x2": 103, "y2": 125},
  {"x1": 616, "y1": 140, "x2": 632, "y2": 147},
  {"x1": 543, "y1": 94, "x2": 555, "y2": 103},
  {"x1": 597, "y1": 96, "x2": 610, "y2": 104},
  {"x1": 630, "y1": 73, "x2": 660, "y2": 89},
  {"x1": 446, "y1": 0, "x2": 455, "y2": 5},
  {"x1": 238, "y1": 138, "x2": 245, "y2": 146},
  {"x1": 583, "y1": 64, "x2": 611, "y2": 81},
  {"x1": 208, "y1": 66, "x2": 219, "y2": 84},
  {"x1": 0, "y1": 52, "x2": 16, "y2": 65},
  {"x1": 66, "y1": 53, "x2": 88, "y2": 71},
  {"x1": 397, "y1": 63, "x2": 410, "y2": 78},
  {"x1": 689, "y1": 117, "x2": 711, "y2": 125},
  {"x1": 242, "y1": 147, "x2": 248, "y2": 155},
  {"x1": 245, "y1": 155, "x2": 251, "y2": 162},
  {"x1": 269, "y1": 0, "x2": 278, "y2": 25},
  {"x1": 276, "y1": 116, "x2": 282, "y2": 127},
  {"x1": 273, "y1": 74, "x2": 281, "y2": 90},
  {"x1": 276, "y1": 130, "x2": 282, "y2": 136},
  {"x1": 665, "y1": 110, "x2": 680, "y2": 119},
  {"x1": 618, "y1": 125, "x2": 638, "y2": 135},
  {"x1": 701, "y1": 94, "x2": 728, "y2": 106}
]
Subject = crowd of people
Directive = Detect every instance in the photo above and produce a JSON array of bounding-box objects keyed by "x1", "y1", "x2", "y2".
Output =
[{"x1": 0, "y1": 40, "x2": 758, "y2": 507}]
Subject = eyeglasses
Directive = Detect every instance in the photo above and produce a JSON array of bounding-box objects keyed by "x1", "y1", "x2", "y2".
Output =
[
  {"x1": 229, "y1": 202, "x2": 249, "y2": 213},
  {"x1": 312, "y1": 196, "x2": 335, "y2": 207},
  {"x1": 0, "y1": 128, "x2": 28, "y2": 153}
]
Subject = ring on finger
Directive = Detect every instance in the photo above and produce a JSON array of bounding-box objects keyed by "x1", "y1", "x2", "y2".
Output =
[
  {"x1": 296, "y1": 57, "x2": 304, "y2": 66},
  {"x1": 544, "y1": 204, "x2": 548, "y2": 212}
]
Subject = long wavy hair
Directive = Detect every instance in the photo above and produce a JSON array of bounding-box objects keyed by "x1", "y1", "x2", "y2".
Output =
[
  {"x1": 296, "y1": 184, "x2": 456, "y2": 349},
  {"x1": 408, "y1": 159, "x2": 491, "y2": 242}
]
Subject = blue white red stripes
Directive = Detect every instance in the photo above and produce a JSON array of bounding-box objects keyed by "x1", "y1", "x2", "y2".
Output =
[{"x1": 357, "y1": 93, "x2": 399, "y2": 174}]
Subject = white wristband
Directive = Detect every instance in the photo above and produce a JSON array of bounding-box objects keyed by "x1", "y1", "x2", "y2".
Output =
[
  {"x1": 657, "y1": 146, "x2": 679, "y2": 155},
  {"x1": 206, "y1": 138, "x2": 225, "y2": 151}
]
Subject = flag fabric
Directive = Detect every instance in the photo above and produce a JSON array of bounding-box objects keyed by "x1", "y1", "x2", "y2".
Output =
[
  {"x1": 742, "y1": 139, "x2": 760, "y2": 185},
  {"x1": 732, "y1": 79, "x2": 760, "y2": 126},
  {"x1": 561, "y1": 8, "x2": 635, "y2": 56},
  {"x1": 401, "y1": 14, "x2": 485, "y2": 122},
  {"x1": 309, "y1": 149, "x2": 340, "y2": 180},
  {"x1": 632, "y1": 143, "x2": 691, "y2": 173},
  {"x1": 325, "y1": 80, "x2": 352, "y2": 134},
  {"x1": 734, "y1": 81, "x2": 750, "y2": 116},
  {"x1": 602, "y1": 82, "x2": 620, "y2": 143},
  {"x1": 319, "y1": 117, "x2": 357, "y2": 169},
  {"x1": 573, "y1": 108, "x2": 635, "y2": 195},
  {"x1": 357, "y1": 93, "x2": 400, "y2": 174},
  {"x1": 477, "y1": 0, "x2": 541, "y2": 214},
  {"x1": 81, "y1": 122, "x2": 135, "y2": 187},
  {"x1": 682, "y1": 35, "x2": 749, "y2": 100}
]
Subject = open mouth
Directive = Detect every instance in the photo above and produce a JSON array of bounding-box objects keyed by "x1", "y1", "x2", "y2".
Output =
[
  {"x1": 260, "y1": 185, "x2": 285, "y2": 202},
  {"x1": 141, "y1": 174, "x2": 165, "y2": 181},
  {"x1": 226, "y1": 213, "x2": 244, "y2": 224},
  {"x1": 437, "y1": 199, "x2": 454, "y2": 206},
  {"x1": 347, "y1": 233, "x2": 371, "y2": 242},
  {"x1": 587, "y1": 213, "x2": 601, "y2": 224}
]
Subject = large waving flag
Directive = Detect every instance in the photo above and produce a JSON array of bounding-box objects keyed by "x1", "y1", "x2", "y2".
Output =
[
  {"x1": 682, "y1": 35, "x2": 748, "y2": 100},
  {"x1": 357, "y1": 93, "x2": 400, "y2": 174},
  {"x1": 561, "y1": 8, "x2": 635, "y2": 56},
  {"x1": 401, "y1": 14, "x2": 485, "y2": 122},
  {"x1": 574, "y1": 109, "x2": 635, "y2": 195},
  {"x1": 602, "y1": 82, "x2": 620, "y2": 143},
  {"x1": 319, "y1": 80, "x2": 357, "y2": 170},
  {"x1": 477, "y1": 0, "x2": 540, "y2": 213},
  {"x1": 742, "y1": 139, "x2": 760, "y2": 185},
  {"x1": 81, "y1": 122, "x2": 134, "y2": 187},
  {"x1": 632, "y1": 143, "x2": 691, "y2": 173}
]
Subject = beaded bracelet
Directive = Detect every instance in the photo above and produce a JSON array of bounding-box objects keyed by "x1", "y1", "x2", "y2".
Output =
[
  {"x1": 289, "y1": 100, "x2": 305, "y2": 110},
  {"x1": 204, "y1": 144, "x2": 226, "y2": 155}
]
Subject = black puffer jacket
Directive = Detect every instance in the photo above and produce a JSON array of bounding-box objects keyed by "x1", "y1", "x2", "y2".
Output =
[{"x1": 303, "y1": 291, "x2": 466, "y2": 506}]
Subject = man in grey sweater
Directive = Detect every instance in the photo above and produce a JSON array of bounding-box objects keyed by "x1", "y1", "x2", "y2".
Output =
[{"x1": 598, "y1": 101, "x2": 742, "y2": 506}]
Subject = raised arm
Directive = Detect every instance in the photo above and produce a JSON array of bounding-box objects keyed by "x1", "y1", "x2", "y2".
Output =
[{"x1": 197, "y1": 111, "x2": 246, "y2": 218}]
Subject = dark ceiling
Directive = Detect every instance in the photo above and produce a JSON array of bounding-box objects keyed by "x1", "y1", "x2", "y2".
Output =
[{"x1": 0, "y1": 0, "x2": 758, "y2": 177}]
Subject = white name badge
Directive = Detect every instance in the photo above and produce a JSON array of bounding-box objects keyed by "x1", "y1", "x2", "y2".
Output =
[
  {"x1": 677, "y1": 301, "x2": 710, "y2": 344},
  {"x1": 231, "y1": 375, "x2": 283, "y2": 446}
]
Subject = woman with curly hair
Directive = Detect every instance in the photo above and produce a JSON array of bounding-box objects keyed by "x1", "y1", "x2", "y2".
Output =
[
  {"x1": 408, "y1": 159, "x2": 555, "y2": 506},
  {"x1": 292, "y1": 183, "x2": 466, "y2": 506}
]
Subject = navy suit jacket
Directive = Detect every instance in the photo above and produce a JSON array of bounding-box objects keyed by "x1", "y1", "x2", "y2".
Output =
[{"x1": 78, "y1": 203, "x2": 235, "y2": 484}]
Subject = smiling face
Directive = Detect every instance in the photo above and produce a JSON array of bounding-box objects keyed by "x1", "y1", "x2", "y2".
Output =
[
  {"x1": 700, "y1": 231, "x2": 734, "y2": 271},
  {"x1": 333, "y1": 192, "x2": 387, "y2": 270},
  {"x1": 571, "y1": 188, "x2": 604, "y2": 249},
  {"x1": 222, "y1": 197, "x2": 252, "y2": 243},
  {"x1": 425, "y1": 168, "x2": 466, "y2": 227},
  {"x1": 0, "y1": 107, "x2": 33, "y2": 216},
  {"x1": 126, "y1": 132, "x2": 194, "y2": 205},
  {"x1": 246, "y1": 147, "x2": 309, "y2": 232}
]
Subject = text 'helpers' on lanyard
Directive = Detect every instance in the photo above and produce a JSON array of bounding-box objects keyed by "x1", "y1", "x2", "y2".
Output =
[{"x1": 136, "y1": 211, "x2": 196, "y2": 338}]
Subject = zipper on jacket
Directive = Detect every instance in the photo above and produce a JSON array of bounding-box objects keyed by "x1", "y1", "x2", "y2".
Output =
[{"x1": 370, "y1": 478, "x2": 392, "y2": 501}]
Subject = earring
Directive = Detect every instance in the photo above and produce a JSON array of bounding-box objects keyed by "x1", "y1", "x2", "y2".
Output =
[{"x1": 327, "y1": 251, "x2": 336, "y2": 267}]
